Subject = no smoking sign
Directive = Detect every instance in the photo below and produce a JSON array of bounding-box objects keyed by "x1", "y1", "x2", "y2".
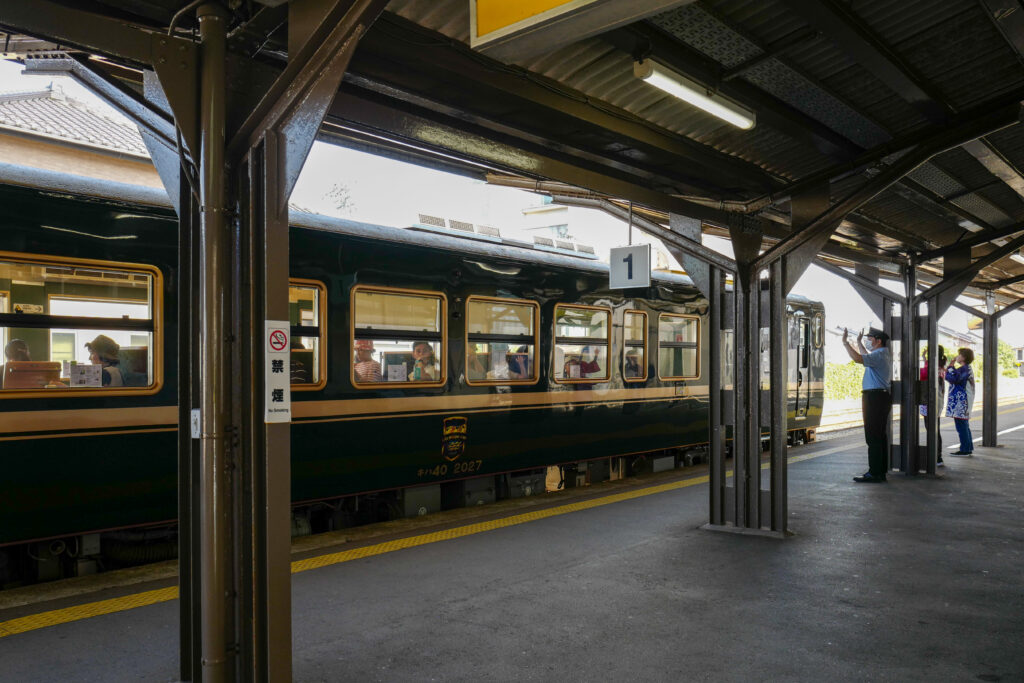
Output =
[
  {"x1": 265, "y1": 321, "x2": 291, "y2": 423},
  {"x1": 268, "y1": 328, "x2": 288, "y2": 351}
]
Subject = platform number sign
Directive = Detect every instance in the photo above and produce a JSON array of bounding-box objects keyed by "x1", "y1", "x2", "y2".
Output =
[
  {"x1": 609, "y1": 244, "x2": 651, "y2": 289},
  {"x1": 265, "y1": 320, "x2": 291, "y2": 423}
]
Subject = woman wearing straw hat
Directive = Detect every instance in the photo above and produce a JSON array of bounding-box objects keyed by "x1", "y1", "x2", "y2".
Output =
[{"x1": 85, "y1": 334, "x2": 123, "y2": 387}]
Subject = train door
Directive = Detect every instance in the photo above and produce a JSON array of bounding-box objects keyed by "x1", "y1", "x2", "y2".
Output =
[{"x1": 794, "y1": 317, "x2": 810, "y2": 418}]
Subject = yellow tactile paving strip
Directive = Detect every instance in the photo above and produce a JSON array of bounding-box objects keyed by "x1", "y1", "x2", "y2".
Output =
[
  {"x1": 0, "y1": 475, "x2": 710, "y2": 639},
  {"x1": 0, "y1": 586, "x2": 178, "y2": 638},
  {"x1": 290, "y1": 475, "x2": 707, "y2": 573},
  {"x1": 9, "y1": 410, "x2": 1011, "y2": 641}
]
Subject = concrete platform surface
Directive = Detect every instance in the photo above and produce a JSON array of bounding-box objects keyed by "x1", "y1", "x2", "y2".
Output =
[{"x1": 0, "y1": 406, "x2": 1021, "y2": 682}]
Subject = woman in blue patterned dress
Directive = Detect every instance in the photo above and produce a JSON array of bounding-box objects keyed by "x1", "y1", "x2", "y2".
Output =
[{"x1": 945, "y1": 347, "x2": 976, "y2": 455}]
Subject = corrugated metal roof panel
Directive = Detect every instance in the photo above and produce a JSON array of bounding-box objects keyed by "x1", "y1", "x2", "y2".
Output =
[
  {"x1": 382, "y1": 0, "x2": 1024, "y2": 273},
  {"x1": 387, "y1": 0, "x2": 469, "y2": 41}
]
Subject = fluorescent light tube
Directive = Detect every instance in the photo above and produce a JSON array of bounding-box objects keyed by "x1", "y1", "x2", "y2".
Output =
[{"x1": 634, "y1": 59, "x2": 756, "y2": 130}]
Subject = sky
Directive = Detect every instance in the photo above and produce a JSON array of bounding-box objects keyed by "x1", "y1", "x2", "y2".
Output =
[{"x1": 1, "y1": 58, "x2": 1020, "y2": 361}]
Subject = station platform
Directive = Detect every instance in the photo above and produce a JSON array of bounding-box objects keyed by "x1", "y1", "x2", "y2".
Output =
[{"x1": 1, "y1": 404, "x2": 1022, "y2": 682}]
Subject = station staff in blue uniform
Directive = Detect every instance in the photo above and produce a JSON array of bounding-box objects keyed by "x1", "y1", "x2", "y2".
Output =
[{"x1": 843, "y1": 326, "x2": 892, "y2": 483}]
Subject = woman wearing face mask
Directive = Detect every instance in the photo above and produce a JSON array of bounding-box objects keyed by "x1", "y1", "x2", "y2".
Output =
[{"x1": 945, "y1": 347, "x2": 976, "y2": 456}]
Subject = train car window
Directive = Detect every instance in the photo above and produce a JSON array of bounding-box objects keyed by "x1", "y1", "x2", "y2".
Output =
[
  {"x1": 623, "y1": 310, "x2": 647, "y2": 382},
  {"x1": 0, "y1": 253, "x2": 161, "y2": 396},
  {"x1": 798, "y1": 318, "x2": 810, "y2": 369},
  {"x1": 657, "y1": 314, "x2": 700, "y2": 380},
  {"x1": 0, "y1": 291, "x2": 7, "y2": 349},
  {"x1": 553, "y1": 304, "x2": 610, "y2": 383},
  {"x1": 465, "y1": 297, "x2": 539, "y2": 385},
  {"x1": 351, "y1": 286, "x2": 446, "y2": 387},
  {"x1": 289, "y1": 280, "x2": 326, "y2": 390},
  {"x1": 812, "y1": 312, "x2": 823, "y2": 348}
]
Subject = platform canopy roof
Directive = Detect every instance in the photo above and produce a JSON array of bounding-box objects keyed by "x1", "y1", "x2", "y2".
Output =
[{"x1": 2, "y1": 0, "x2": 1023, "y2": 306}]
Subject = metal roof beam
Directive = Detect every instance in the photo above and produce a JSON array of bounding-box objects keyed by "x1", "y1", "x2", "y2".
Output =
[
  {"x1": 357, "y1": 14, "x2": 781, "y2": 195},
  {"x1": 985, "y1": 272, "x2": 1024, "y2": 289},
  {"x1": 776, "y1": 0, "x2": 951, "y2": 124},
  {"x1": 0, "y1": 1, "x2": 177, "y2": 68},
  {"x1": 814, "y1": 258, "x2": 905, "y2": 302},
  {"x1": 951, "y1": 299, "x2": 987, "y2": 317},
  {"x1": 915, "y1": 231, "x2": 1024, "y2": 305},
  {"x1": 995, "y1": 296, "x2": 1024, "y2": 318},
  {"x1": 842, "y1": 214, "x2": 934, "y2": 252},
  {"x1": 916, "y1": 220, "x2": 1024, "y2": 262},
  {"x1": 750, "y1": 100, "x2": 1021, "y2": 273},
  {"x1": 23, "y1": 53, "x2": 175, "y2": 150},
  {"x1": 551, "y1": 195, "x2": 737, "y2": 273},
  {"x1": 961, "y1": 138, "x2": 1024, "y2": 202},
  {"x1": 978, "y1": 0, "x2": 1024, "y2": 66},
  {"x1": 226, "y1": 0, "x2": 390, "y2": 165},
  {"x1": 325, "y1": 90, "x2": 734, "y2": 225}
]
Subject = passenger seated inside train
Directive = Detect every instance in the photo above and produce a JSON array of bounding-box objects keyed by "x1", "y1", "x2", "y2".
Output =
[
  {"x1": 507, "y1": 346, "x2": 531, "y2": 379},
  {"x1": 4, "y1": 338, "x2": 31, "y2": 363},
  {"x1": 408, "y1": 341, "x2": 438, "y2": 381},
  {"x1": 85, "y1": 334, "x2": 124, "y2": 387},
  {"x1": 353, "y1": 339, "x2": 382, "y2": 383},
  {"x1": 563, "y1": 345, "x2": 602, "y2": 379},
  {"x1": 624, "y1": 349, "x2": 642, "y2": 378},
  {"x1": 485, "y1": 343, "x2": 516, "y2": 381}
]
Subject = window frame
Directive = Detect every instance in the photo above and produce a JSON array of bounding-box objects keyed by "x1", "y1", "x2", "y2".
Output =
[
  {"x1": 350, "y1": 284, "x2": 447, "y2": 389},
  {"x1": 289, "y1": 278, "x2": 328, "y2": 392},
  {"x1": 622, "y1": 309, "x2": 648, "y2": 383},
  {"x1": 812, "y1": 312, "x2": 824, "y2": 348},
  {"x1": 656, "y1": 312, "x2": 701, "y2": 382},
  {"x1": 552, "y1": 303, "x2": 612, "y2": 385},
  {"x1": 0, "y1": 250, "x2": 163, "y2": 398},
  {"x1": 0, "y1": 290, "x2": 8, "y2": 350},
  {"x1": 464, "y1": 295, "x2": 540, "y2": 387}
]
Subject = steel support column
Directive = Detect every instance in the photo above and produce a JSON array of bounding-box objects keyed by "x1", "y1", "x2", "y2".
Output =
[
  {"x1": 196, "y1": 5, "x2": 232, "y2": 681},
  {"x1": 735, "y1": 270, "x2": 760, "y2": 527},
  {"x1": 708, "y1": 266, "x2": 726, "y2": 526},
  {"x1": 178, "y1": 171, "x2": 203, "y2": 682},
  {"x1": 983, "y1": 293, "x2": 999, "y2": 446},
  {"x1": 768, "y1": 260, "x2": 788, "y2": 532},
  {"x1": 899, "y1": 266, "x2": 919, "y2": 474},
  {"x1": 924, "y1": 297, "x2": 939, "y2": 473},
  {"x1": 233, "y1": 133, "x2": 293, "y2": 683}
]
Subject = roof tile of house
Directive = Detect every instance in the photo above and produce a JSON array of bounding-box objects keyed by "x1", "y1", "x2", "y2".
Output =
[{"x1": 0, "y1": 84, "x2": 148, "y2": 157}]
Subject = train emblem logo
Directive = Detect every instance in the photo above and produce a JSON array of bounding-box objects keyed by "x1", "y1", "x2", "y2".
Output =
[{"x1": 441, "y1": 416, "x2": 468, "y2": 462}]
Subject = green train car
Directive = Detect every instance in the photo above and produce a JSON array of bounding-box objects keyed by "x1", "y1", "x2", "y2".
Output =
[{"x1": 0, "y1": 167, "x2": 824, "y2": 584}]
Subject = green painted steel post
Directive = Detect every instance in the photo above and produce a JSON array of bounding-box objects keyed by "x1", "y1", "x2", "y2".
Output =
[{"x1": 197, "y1": 4, "x2": 231, "y2": 681}]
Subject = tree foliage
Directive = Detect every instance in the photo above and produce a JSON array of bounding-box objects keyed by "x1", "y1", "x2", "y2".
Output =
[
  {"x1": 998, "y1": 339, "x2": 1018, "y2": 378},
  {"x1": 825, "y1": 361, "x2": 864, "y2": 400}
]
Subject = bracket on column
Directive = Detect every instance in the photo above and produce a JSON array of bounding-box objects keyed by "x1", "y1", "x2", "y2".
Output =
[
  {"x1": 668, "y1": 213, "x2": 710, "y2": 298},
  {"x1": 727, "y1": 214, "x2": 764, "y2": 291},
  {"x1": 917, "y1": 232, "x2": 1024, "y2": 315},
  {"x1": 783, "y1": 181, "x2": 833, "y2": 296}
]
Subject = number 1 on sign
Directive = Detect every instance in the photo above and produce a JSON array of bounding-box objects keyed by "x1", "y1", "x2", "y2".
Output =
[{"x1": 623, "y1": 253, "x2": 633, "y2": 279}]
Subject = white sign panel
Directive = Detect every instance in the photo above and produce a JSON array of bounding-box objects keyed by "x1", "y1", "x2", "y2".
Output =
[
  {"x1": 265, "y1": 320, "x2": 291, "y2": 423},
  {"x1": 69, "y1": 363, "x2": 102, "y2": 387},
  {"x1": 609, "y1": 244, "x2": 651, "y2": 289}
]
